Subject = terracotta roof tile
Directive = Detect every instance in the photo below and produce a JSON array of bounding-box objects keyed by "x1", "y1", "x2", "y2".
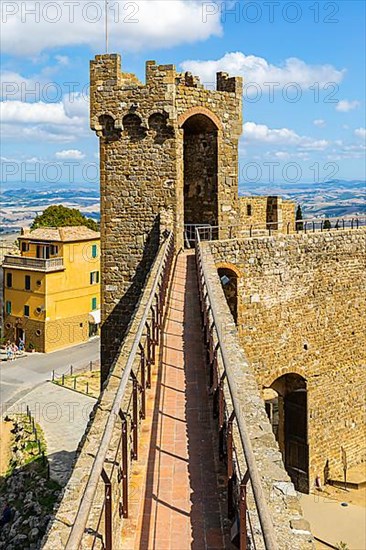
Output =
[{"x1": 20, "y1": 226, "x2": 100, "y2": 242}]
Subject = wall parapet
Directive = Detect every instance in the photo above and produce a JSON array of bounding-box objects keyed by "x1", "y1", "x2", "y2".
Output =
[
  {"x1": 207, "y1": 228, "x2": 366, "y2": 488},
  {"x1": 197, "y1": 239, "x2": 314, "y2": 549},
  {"x1": 42, "y1": 234, "x2": 174, "y2": 550}
]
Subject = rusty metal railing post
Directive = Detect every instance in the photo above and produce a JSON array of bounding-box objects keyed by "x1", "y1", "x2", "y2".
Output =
[
  {"x1": 239, "y1": 471, "x2": 250, "y2": 550},
  {"x1": 145, "y1": 322, "x2": 152, "y2": 388},
  {"x1": 131, "y1": 373, "x2": 139, "y2": 460},
  {"x1": 227, "y1": 411, "x2": 235, "y2": 519},
  {"x1": 118, "y1": 411, "x2": 129, "y2": 518},
  {"x1": 139, "y1": 343, "x2": 146, "y2": 420},
  {"x1": 101, "y1": 469, "x2": 112, "y2": 550},
  {"x1": 210, "y1": 342, "x2": 220, "y2": 389}
]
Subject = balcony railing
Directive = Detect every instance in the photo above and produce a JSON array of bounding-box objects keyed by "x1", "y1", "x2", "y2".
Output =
[{"x1": 2, "y1": 255, "x2": 65, "y2": 272}]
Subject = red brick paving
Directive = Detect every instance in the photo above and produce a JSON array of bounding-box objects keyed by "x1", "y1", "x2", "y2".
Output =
[{"x1": 122, "y1": 251, "x2": 229, "y2": 549}]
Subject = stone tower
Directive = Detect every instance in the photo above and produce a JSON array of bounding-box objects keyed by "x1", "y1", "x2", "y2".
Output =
[{"x1": 90, "y1": 54, "x2": 243, "y2": 381}]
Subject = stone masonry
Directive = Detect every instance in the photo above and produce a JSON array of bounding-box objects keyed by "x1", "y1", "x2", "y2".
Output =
[
  {"x1": 90, "y1": 54, "x2": 243, "y2": 382},
  {"x1": 209, "y1": 229, "x2": 366, "y2": 490}
]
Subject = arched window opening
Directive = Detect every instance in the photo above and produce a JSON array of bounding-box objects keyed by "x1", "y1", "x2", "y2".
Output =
[
  {"x1": 182, "y1": 114, "x2": 218, "y2": 230},
  {"x1": 264, "y1": 373, "x2": 309, "y2": 493},
  {"x1": 123, "y1": 113, "x2": 147, "y2": 142},
  {"x1": 148, "y1": 112, "x2": 174, "y2": 144},
  {"x1": 218, "y1": 267, "x2": 238, "y2": 323},
  {"x1": 99, "y1": 115, "x2": 121, "y2": 141}
]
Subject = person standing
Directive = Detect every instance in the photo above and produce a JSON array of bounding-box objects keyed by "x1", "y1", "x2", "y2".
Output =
[{"x1": 18, "y1": 338, "x2": 25, "y2": 352}]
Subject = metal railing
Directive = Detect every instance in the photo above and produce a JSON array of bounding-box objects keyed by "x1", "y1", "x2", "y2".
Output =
[
  {"x1": 193, "y1": 216, "x2": 366, "y2": 242},
  {"x1": 184, "y1": 223, "x2": 213, "y2": 247},
  {"x1": 64, "y1": 232, "x2": 175, "y2": 550},
  {"x1": 195, "y1": 228, "x2": 278, "y2": 550},
  {"x1": 2, "y1": 254, "x2": 65, "y2": 271}
]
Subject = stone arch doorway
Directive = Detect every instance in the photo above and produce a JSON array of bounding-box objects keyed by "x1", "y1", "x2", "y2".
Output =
[
  {"x1": 217, "y1": 267, "x2": 238, "y2": 323},
  {"x1": 264, "y1": 373, "x2": 309, "y2": 493},
  {"x1": 182, "y1": 113, "x2": 218, "y2": 238}
]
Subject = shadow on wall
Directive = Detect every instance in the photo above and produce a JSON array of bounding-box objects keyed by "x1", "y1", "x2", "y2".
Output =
[{"x1": 101, "y1": 217, "x2": 161, "y2": 387}]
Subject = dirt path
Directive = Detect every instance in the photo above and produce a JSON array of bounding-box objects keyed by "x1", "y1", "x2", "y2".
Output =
[{"x1": 0, "y1": 421, "x2": 13, "y2": 476}]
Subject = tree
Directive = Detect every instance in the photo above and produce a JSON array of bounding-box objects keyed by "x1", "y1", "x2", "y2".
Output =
[
  {"x1": 323, "y1": 218, "x2": 332, "y2": 230},
  {"x1": 31, "y1": 205, "x2": 99, "y2": 232},
  {"x1": 296, "y1": 204, "x2": 303, "y2": 231}
]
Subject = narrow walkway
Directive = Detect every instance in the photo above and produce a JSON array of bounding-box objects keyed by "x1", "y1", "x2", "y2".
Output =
[{"x1": 122, "y1": 251, "x2": 229, "y2": 549}]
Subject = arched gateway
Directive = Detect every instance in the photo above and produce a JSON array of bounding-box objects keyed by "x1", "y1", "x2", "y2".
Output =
[
  {"x1": 182, "y1": 114, "x2": 219, "y2": 229},
  {"x1": 264, "y1": 373, "x2": 309, "y2": 493}
]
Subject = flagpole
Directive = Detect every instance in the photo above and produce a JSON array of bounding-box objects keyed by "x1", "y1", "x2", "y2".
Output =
[{"x1": 105, "y1": 0, "x2": 109, "y2": 53}]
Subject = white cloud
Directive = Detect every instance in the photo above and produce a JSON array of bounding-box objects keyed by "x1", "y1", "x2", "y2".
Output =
[
  {"x1": 1, "y1": 1, "x2": 222, "y2": 56},
  {"x1": 354, "y1": 127, "x2": 366, "y2": 139},
  {"x1": 56, "y1": 149, "x2": 85, "y2": 160},
  {"x1": 55, "y1": 55, "x2": 69, "y2": 66},
  {"x1": 0, "y1": 71, "x2": 38, "y2": 100},
  {"x1": 181, "y1": 52, "x2": 345, "y2": 90},
  {"x1": 1, "y1": 100, "x2": 82, "y2": 125},
  {"x1": 269, "y1": 151, "x2": 310, "y2": 161},
  {"x1": 242, "y1": 121, "x2": 330, "y2": 150},
  {"x1": 0, "y1": 93, "x2": 89, "y2": 142},
  {"x1": 313, "y1": 119, "x2": 326, "y2": 128},
  {"x1": 336, "y1": 100, "x2": 360, "y2": 112}
]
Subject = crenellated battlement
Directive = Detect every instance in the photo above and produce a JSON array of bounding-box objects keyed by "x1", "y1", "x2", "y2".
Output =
[{"x1": 91, "y1": 54, "x2": 242, "y2": 95}]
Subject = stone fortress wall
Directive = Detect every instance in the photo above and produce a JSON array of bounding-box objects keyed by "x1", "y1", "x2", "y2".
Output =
[
  {"x1": 90, "y1": 54, "x2": 243, "y2": 381},
  {"x1": 209, "y1": 228, "x2": 366, "y2": 487},
  {"x1": 239, "y1": 196, "x2": 295, "y2": 233},
  {"x1": 90, "y1": 53, "x2": 364, "y2": 497}
]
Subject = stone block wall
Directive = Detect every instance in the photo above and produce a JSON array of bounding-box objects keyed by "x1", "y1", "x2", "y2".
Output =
[
  {"x1": 239, "y1": 196, "x2": 295, "y2": 234},
  {"x1": 90, "y1": 54, "x2": 242, "y2": 381},
  {"x1": 282, "y1": 199, "x2": 296, "y2": 232},
  {"x1": 199, "y1": 242, "x2": 314, "y2": 549},
  {"x1": 42, "y1": 237, "x2": 170, "y2": 550},
  {"x1": 209, "y1": 229, "x2": 366, "y2": 486}
]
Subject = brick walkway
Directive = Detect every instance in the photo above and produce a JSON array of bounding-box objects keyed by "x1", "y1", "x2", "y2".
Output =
[{"x1": 122, "y1": 251, "x2": 229, "y2": 549}]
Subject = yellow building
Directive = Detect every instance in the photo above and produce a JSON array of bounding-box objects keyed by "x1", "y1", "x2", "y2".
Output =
[{"x1": 3, "y1": 226, "x2": 100, "y2": 353}]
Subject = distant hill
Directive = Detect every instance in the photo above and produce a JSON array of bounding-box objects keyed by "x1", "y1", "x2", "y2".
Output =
[
  {"x1": 1, "y1": 179, "x2": 365, "y2": 233},
  {"x1": 239, "y1": 179, "x2": 366, "y2": 218}
]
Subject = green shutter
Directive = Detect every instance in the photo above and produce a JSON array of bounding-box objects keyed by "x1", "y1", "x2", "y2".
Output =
[
  {"x1": 92, "y1": 297, "x2": 97, "y2": 310},
  {"x1": 92, "y1": 244, "x2": 97, "y2": 258},
  {"x1": 6, "y1": 301, "x2": 12, "y2": 314}
]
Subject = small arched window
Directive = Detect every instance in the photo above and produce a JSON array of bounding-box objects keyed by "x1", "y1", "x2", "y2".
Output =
[
  {"x1": 123, "y1": 114, "x2": 146, "y2": 141},
  {"x1": 99, "y1": 115, "x2": 120, "y2": 141}
]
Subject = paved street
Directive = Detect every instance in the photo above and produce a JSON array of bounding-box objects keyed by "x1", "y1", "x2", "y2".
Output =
[
  {"x1": 7, "y1": 382, "x2": 96, "y2": 485},
  {"x1": 0, "y1": 337, "x2": 100, "y2": 410}
]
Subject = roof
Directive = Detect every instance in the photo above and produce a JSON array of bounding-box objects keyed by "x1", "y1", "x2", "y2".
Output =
[{"x1": 19, "y1": 226, "x2": 100, "y2": 243}]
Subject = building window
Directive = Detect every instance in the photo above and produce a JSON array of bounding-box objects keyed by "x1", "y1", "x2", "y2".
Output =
[
  {"x1": 92, "y1": 244, "x2": 98, "y2": 258},
  {"x1": 6, "y1": 301, "x2": 12, "y2": 315},
  {"x1": 90, "y1": 271, "x2": 100, "y2": 284},
  {"x1": 50, "y1": 245, "x2": 59, "y2": 255},
  {"x1": 22, "y1": 242, "x2": 29, "y2": 252},
  {"x1": 24, "y1": 305, "x2": 30, "y2": 317},
  {"x1": 91, "y1": 297, "x2": 97, "y2": 310},
  {"x1": 6, "y1": 273, "x2": 12, "y2": 288},
  {"x1": 25, "y1": 275, "x2": 31, "y2": 290},
  {"x1": 247, "y1": 204, "x2": 252, "y2": 216}
]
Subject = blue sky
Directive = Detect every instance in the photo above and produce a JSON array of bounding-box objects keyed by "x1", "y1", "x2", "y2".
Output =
[{"x1": 1, "y1": 0, "x2": 365, "y2": 187}]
